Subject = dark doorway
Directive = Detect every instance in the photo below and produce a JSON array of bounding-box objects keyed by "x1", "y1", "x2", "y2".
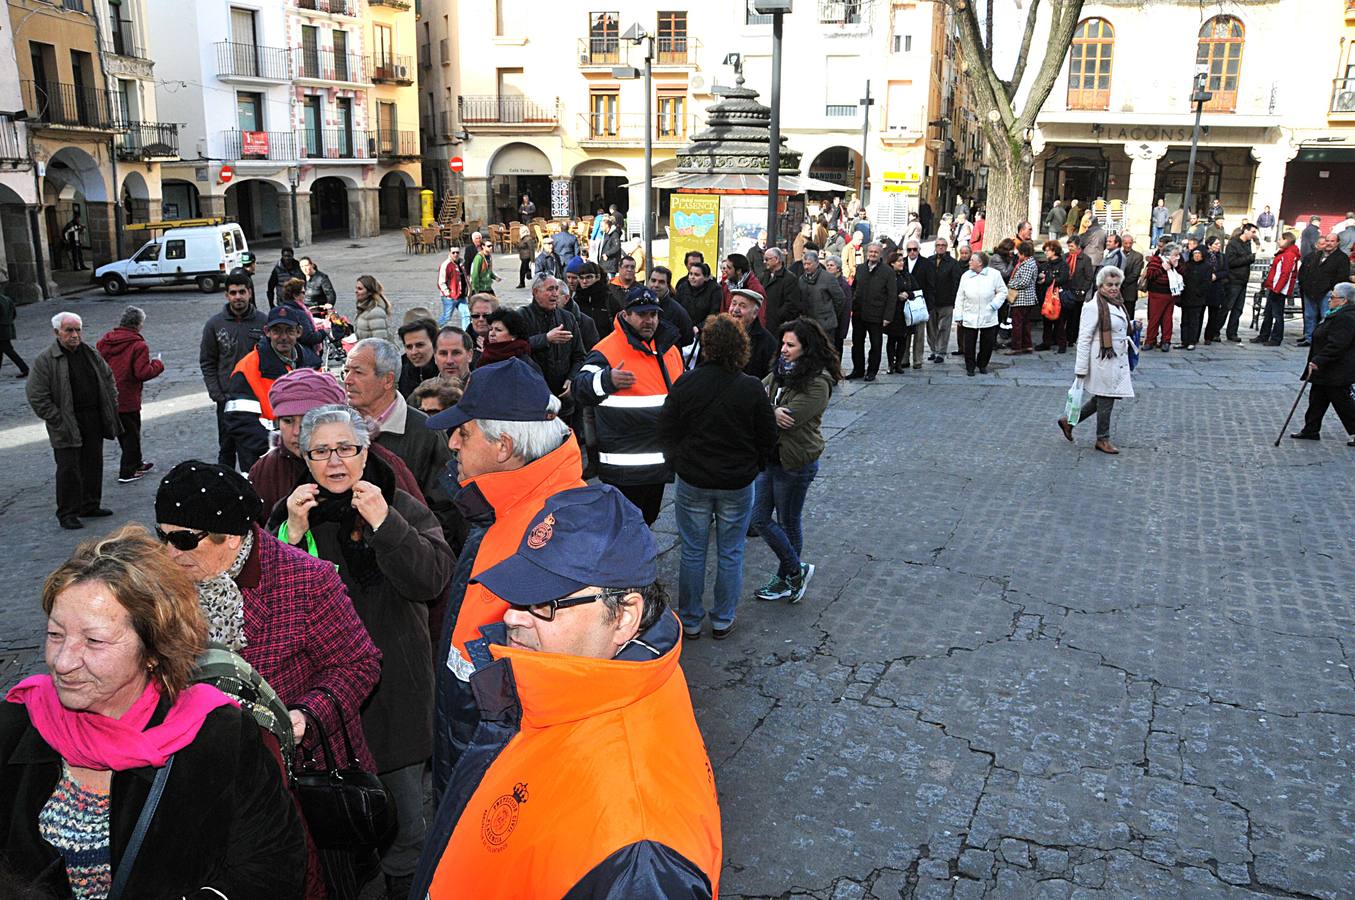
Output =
[
  {"x1": 378, "y1": 172, "x2": 407, "y2": 229},
  {"x1": 312, "y1": 177, "x2": 349, "y2": 233},
  {"x1": 1041, "y1": 151, "x2": 1109, "y2": 216}
]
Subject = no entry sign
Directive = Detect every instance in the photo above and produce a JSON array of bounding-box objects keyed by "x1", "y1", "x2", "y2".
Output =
[
  {"x1": 449, "y1": 157, "x2": 464, "y2": 173},
  {"x1": 218, "y1": 164, "x2": 234, "y2": 184}
]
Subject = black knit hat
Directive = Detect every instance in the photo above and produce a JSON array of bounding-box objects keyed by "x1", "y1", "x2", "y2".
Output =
[{"x1": 155, "y1": 460, "x2": 262, "y2": 536}]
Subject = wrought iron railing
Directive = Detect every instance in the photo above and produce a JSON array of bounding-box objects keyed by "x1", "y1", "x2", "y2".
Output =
[
  {"x1": 297, "y1": 0, "x2": 357, "y2": 14},
  {"x1": 299, "y1": 127, "x2": 373, "y2": 159},
  {"x1": 222, "y1": 129, "x2": 297, "y2": 161},
  {"x1": 215, "y1": 41, "x2": 292, "y2": 80},
  {"x1": 375, "y1": 129, "x2": 418, "y2": 157},
  {"x1": 459, "y1": 95, "x2": 559, "y2": 125},
  {"x1": 817, "y1": 0, "x2": 871, "y2": 24},
  {"x1": 655, "y1": 36, "x2": 690, "y2": 65},
  {"x1": 21, "y1": 80, "x2": 117, "y2": 129},
  {"x1": 579, "y1": 112, "x2": 699, "y2": 142},
  {"x1": 583, "y1": 36, "x2": 620, "y2": 64},
  {"x1": 295, "y1": 47, "x2": 369, "y2": 82},
  {"x1": 1332, "y1": 78, "x2": 1355, "y2": 113},
  {"x1": 372, "y1": 53, "x2": 414, "y2": 83},
  {"x1": 116, "y1": 122, "x2": 180, "y2": 159},
  {"x1": 106, "y1": 18, "x2": 147, "y2": 59}
]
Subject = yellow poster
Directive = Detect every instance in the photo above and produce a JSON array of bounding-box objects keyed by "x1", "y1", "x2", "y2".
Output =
[{"x1": 668, "y1": 194, "x2": 720, "y2": 274}]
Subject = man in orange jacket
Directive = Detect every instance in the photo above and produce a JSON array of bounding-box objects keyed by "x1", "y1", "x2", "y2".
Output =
[
  {"x1": 411, "y1": 484, "x2": 722, "y2": 899},
  {"x1": 423, "y1": 357, "x2": 585, "y2": 798}
]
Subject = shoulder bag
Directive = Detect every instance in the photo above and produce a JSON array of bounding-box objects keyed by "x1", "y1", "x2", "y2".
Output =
[
  {"x1": 901, "y1": 293, "x2": 929, "y2": 326},
  {"x1": 291, "y1": 686, "x2": 397, "y2": 852},
  {"x1": 107, "y1": 756, "x2": 174, "y2": 900}
]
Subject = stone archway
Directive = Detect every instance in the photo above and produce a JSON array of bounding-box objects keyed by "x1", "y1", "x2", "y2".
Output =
[
  {"x1": 807, "y1": 145, "x2": 867, "y2": 199},
  {"x1": 378, "y1": 170, "x2": 415, "y2": 230},
  {"x1": 225, "y1": 178, "x2": 287, "y2": 242},
  {"x1": 489, "y1": 142, "x2": 553, "y2": 225},
  {"x1": 311, "y1": 176, "x2": 351, "y2": 235},
  {"x1": 161, "y1": 179, "x2": 201, "y2": 220},
  {"x1": 120, "y1": 170, "x2": 151, "y2": 224},
  {"x1": 43, "y1": 146, "x2": 111, "y2": 270},
  {"x1": 0, "y1": 184, "x2": 43, "y2": 302},
  {"x1": 572, "y1": 158, "x2": 629, "y2": 221}
]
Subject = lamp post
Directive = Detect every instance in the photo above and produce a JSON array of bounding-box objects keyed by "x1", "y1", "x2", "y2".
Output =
[
  {"x1": 288, "y1": 165, "x2": 301, "y2": 247},
  {"x1": 617, "y1": 24, "x2": 653, "y2": 268},
  {"x1": 754, "y1": 1, "x2": 792, "y2": 247},
  {"x1": 858, "y1": 80, "x2": 873, "y2": 204},
  {"x1": 1181, "y1": 67, "x2": 1212, "y2": 230}
]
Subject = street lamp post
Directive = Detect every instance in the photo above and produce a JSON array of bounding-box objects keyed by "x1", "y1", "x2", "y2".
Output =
[
  {"x1": 858, "y1": 80, "x2": 873, "y2": 205},
  {"x1": 288, "y1": 165, "x2": 301, "y2": 247},
  {"x1": 618, "y1": 23, "x2": 654, "y2": 268},
  {"x1": 754, "y1": 1, "x2": 793, "y2": 246},
  {"x1": 1181, "y1": 67, "x2": 1212, "y2": 231}
]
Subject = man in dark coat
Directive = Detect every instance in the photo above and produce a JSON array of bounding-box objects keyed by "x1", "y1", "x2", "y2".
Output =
[
  {"x1": 1223, "y1": 224, "x2": 1259, "y2": 341},
  {"x1": 554, "y1": 221, "x2": 580, "y2": 268},
  {"x1": 925, "y1": 237, "x2": 962, "y2": 363},
  {"x1": 1291, "y1": 283, "x2": 1355, "y2": 443},
  {"x1": 26, "y1": 311, "x2": 121, "y2": 529},
  {"x1": 200, "y1": 272, "x2": 267, "y2": 469},
  {"x1": 648, "y1": 265, "x2": 695, "y2": 348},
  {"x1": 1119, "y1": 235, "x2": 1146, "y2": 321},
  {"x1": 398, "y1": 318, "x2": 441, "y2": 397},
  {"x1": 1297, "y1": 233, "x2": 1352, "y2": 346},
  {"x1": 1300, "y1": 216, "x2": 1322, "y2": 257},
  {"x1": 728, "y1": 287, "x2": 777, "y2": 378},
  {"x1": 521, "y1": 273, "x2": 586, "y2": 413},
  {"x1": 762, "y1": 248, "x2": 803, "y2": 335},
  {"x1": 848, "y1": 242, "x2": 893, "y2": 380},
  {"x1": 265, "y1": 247, "x2": 303, "y2": 308}
]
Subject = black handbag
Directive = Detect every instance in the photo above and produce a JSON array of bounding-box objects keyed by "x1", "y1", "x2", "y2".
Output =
[{"x1": 290, "y1": 687, "x2": 397, "y2": 852}]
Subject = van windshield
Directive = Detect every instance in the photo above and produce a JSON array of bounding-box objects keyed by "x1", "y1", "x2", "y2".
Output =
[{"x1": 133, "y1": 242, "x2": 159, "y2": 263}]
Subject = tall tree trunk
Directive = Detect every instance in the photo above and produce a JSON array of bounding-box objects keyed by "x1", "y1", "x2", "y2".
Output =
[{"x1": 980, "y1": 136, "x2": 1034, "y2": 249}]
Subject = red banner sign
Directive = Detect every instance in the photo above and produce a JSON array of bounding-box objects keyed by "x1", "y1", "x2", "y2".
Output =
[{"x1": 242, "y1": 131, "x2": 270, "y2": 158}]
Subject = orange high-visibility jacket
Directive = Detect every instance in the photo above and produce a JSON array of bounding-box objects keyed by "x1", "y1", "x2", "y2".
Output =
[{"x1": 426, "y1": 616, "x2": 722, "y2": 898}]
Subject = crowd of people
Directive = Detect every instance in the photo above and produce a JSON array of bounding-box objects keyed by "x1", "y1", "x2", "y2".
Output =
[{"x1": 9, "y1": 190, "x2": 1355, "y2": 898}]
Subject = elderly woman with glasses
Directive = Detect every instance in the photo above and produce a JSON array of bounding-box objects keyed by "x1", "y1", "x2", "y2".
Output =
[
  {"x1": 154, "y1": 460, "x2": 381, "y2": 897},
  {"x1": 270, "y1": 404, "x2": 454, "y2": 899},
  {"x1": 1, "y1": 525, "x2": 306, "y2": 898}
]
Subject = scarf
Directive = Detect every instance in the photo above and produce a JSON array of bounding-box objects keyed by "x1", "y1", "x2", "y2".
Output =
[
  {"x1": 1095, "y1": 290, "x2": 1126, "y2": 359},
  {"x1": 194, "y1": 530, "x2": 255, "y2": 651},
  {"x1": 6, "y1": 677, "x2": 235, "y2": 771},
  {"x1": 478, "y1": 338, "x2": 532, "y2": 368},
  {"x1": 1166, "y1": 265, "x2": 1184, "y2": 297}
]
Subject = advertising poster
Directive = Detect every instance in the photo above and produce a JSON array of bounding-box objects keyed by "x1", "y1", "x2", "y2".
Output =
[{"x1": 668, "y1": 194, "x2": 720, "y2": 272}]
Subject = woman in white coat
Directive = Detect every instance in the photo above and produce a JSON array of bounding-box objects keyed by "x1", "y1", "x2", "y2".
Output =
[
  {"x1": 1059, "y1": 265, "x2": 1134, "y2": 454},
  {"x1": 953, "y1": 251, "x2": 1006, "y2": 375}
]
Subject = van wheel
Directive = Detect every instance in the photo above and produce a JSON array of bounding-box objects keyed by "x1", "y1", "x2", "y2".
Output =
[
  {"x1": 197, "y1": 275, "x2": 218, "y2": 293},
  {"x1": 102, "y1": 274, "x2": 127, "y2": 296}
]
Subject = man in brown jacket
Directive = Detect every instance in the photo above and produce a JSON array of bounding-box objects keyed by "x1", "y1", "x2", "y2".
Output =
[{"x1": 26, "y1": 311, "x2": 120, "y2": 529}]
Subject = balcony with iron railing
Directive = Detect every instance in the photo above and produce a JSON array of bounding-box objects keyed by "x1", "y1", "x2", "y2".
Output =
[
  {"x1": 299, "y1": 127, "x2": 374, "y2": 160},
  {"x1": 655, "y1": 36, "x2": 698, "y2": 66},
  {"x1": 21, "y1": 80, "x2": 117, "y2": 130},
  {"x1": 372, "y1": 53, "x2": 414, "y2": 84},
  {"x1": 115, "y1": 122, "x2": 180, "y2": 160},
  {"x1": 375, "y1": 129, "x2": 418, "y2": 158},
  {"x1": 215, "y1": 41, "x2": 293, "y2": 81},
  {"x1": 368, "y1": 0, "x2": 411, "y2": 8},
  {"x1": 824, "y1": 104, "x2": 858, "y2": 118},
  {"x1": 104, "y1": 18, "x2": 148, "y2": 59},
  {"x1": 61, "y1": 0, "x2": 84, "y2": 10},
  {"x1": 222, "y1": 129, "x2": 298, "y2": 162},
  {"x1": 578, "y1": 36, "x2": 621, "y2": 66},
  {"x1": 0, "y1": 116, "x2": 25, "y2": 162},
  {"x1": 296, "y1": 0, "x2": 358, "y2": 15},
  {"x1": 817, "y1": 0, "x2": 872, "y2": 25},
  {"x1": 294, "y1": 47, "x2": 369, "y2": 84},
  {"x1": 577, "y1": 111, "x2": 700, "y2": 146},
  {"x1": 459, "y1": 95, "x2": 559, "y2": 128}
]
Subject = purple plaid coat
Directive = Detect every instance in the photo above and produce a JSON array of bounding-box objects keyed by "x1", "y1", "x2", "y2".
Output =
[{"x1": 238, "y1": 525, "x2": 382, "y2": 772}]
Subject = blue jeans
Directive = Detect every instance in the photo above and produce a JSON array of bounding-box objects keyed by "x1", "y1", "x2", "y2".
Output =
[
  {"x1": 1258, "y1": 290, "x2": 1286, "y2": 344},
  {"x1": 1303, "y1": 292, "x2": 1330, "y2": 341},
  {"x1": 1150, "y1": 224, "x2": 1164, "y2": 247},
  {"x1": 439, "y1": 297, "x2": 465, "y2": 328},
  {"x1": 674, "y1": 478, "x2": 754, "y2": 631},
  {"x1": 751, "y1": 460, "x2": 820, "y2": 578}
]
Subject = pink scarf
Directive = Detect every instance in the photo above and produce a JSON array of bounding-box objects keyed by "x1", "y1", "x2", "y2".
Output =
[{"x1": 6, "y1": 675, "x2": 236, "y2": 771}]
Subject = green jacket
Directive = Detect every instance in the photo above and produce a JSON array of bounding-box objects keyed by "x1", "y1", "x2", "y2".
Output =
[
  {"x1": 469, "y1": 253, "x2": 495, "y2": 293},
  {"x1": 761, "y1": 368, "x2": 833, "y2": 471}
]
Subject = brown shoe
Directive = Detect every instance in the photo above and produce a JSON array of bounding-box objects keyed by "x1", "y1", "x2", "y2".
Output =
[
  {"x1": 1057, "y1": 417, "x2": 1074, "y2": 442},
  {"x1": 1095, "y1": 439, "x2": 1119, "y2": 455}
]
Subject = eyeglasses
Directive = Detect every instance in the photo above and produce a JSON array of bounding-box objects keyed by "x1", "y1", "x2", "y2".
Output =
[
  {"x1": 305, "y1": 444, "x2": 364, "y2": 461},
  {"x1": 907, "y1": 247, "x2": 920, "y2": 252},
  {"x1": 155, "y1": 526, "x2": 211, "y2": 551},
  {"x1": 470, "y1": 313, "x2": 489, "y2": 320},
  {"x1": 521, "y1": 589, "x2": 622, "y2": 622}
]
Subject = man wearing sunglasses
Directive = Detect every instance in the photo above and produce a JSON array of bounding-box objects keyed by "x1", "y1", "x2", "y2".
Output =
[{"x1": 412, "y1": 484, "x2": 721, "y2": 900}]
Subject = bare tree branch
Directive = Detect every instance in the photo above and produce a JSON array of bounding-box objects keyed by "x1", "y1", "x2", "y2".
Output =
[
  {"x1": 1007, "y1": 0, "x2": 1043, "y2": 102},
  {"x1": 949, "y1": 0, "x2": 1015, "y2": 134},
  {"x1": 1016, "y1": 0, "x2": 1086, "y2": 127}
]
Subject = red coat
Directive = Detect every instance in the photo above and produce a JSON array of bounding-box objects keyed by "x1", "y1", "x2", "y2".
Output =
[
  {"x1": 1264, "y1": 243, "x2": 1302, "y2": 296},
  {"x1": 96, "y1": 326, "x2": 164, "y2": 413}
]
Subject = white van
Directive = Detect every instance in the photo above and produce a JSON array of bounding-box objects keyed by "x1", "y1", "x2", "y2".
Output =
[{"x1": 96, "y1": 222, "x2": 249, "y2": 295}]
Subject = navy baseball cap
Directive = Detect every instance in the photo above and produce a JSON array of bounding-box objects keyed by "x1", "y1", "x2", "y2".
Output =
[
  {"x1": 425, "y1": 356, "x2": 553, "y2": 431},
  {"x1": 472, "y1": 485, "x2": 657, "y2": 607},
  {"x1": 266, "y1": 305, "x2": 306, "y2": 329},
  {"x1": 624, "y1": 286, "x2": 661, "y2": 313}
]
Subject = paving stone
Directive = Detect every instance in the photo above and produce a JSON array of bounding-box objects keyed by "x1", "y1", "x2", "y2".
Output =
[
  {"x1": 1000, "y1": 837, "x2": 1032, "y2": 867},
  {"x1": 957, "y1": 848, "x2": 993, "y2": 879}
]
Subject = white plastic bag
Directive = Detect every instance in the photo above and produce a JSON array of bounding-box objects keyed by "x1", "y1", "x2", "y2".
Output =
[{"x1": 1064, "y1": 378, "x2": 1084, "y2": 425}]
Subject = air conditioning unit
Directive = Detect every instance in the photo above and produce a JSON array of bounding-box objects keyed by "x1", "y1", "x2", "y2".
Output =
[
  {"x1": 691, "y1": 73, "x2": 711, "y2": 95},
  {"x1": 1337, "y1": 90, "x2": 1355, "y2": 112},
  {"x1": 396, "y1": 64, "x2": 410, "y2": 80}
]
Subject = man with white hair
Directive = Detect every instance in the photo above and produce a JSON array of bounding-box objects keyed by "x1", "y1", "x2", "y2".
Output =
[{"x1": 26, "y1": 312, "x2": 121, "y2": 529}]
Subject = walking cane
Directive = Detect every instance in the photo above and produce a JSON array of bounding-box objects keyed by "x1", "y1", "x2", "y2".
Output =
[{"x1": 1274, "y1": 364, "x2": 1314, "y2": 447}]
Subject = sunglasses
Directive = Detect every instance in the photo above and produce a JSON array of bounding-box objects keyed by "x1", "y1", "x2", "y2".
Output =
[
  {"x1": 155, "y1": 526, "x2": 210, "y2": 551},
  {"x1": 520, "y1": 589, "x2": 621, "y2": 622},
  {"x1": 470, "y1": 313, "x2": 489, "y2": 320}
]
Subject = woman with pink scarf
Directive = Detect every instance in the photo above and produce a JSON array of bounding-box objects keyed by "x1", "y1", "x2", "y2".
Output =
[{"x1": 1, "y1": 525, "x2": 305, "y2": 898}]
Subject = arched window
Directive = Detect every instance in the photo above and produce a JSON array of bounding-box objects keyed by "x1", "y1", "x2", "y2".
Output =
[
  {"x1": 1067, "y1": 19, "x2": 1113, "y2": 111},
  {"x1": 1197, "y1": 15, "x2": 1244, "y2": 112}
]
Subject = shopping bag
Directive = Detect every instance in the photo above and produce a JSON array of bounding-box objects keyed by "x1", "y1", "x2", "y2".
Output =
[
  {"x1": 901, "y1": 295, "x2": 929, "y2": 326},
  {"x1": 1041, "y1": 283, "x2": 1061, "y2": 319},
  {"x1": 1064, "y1": 378, "x2": 1084, "y2": 425},
  {"x1": 1126, "y1": 321, "x2": 1141, "y2": 372}
]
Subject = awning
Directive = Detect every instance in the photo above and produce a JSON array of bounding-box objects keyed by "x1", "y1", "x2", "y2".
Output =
[{"x1": 628, "y1": 172, "x2": 849, "y2": 193}]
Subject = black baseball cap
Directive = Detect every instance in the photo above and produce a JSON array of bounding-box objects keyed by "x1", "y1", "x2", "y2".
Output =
[{"x1": 425, "y1": 357, "x2": 554, "y2": 431}]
